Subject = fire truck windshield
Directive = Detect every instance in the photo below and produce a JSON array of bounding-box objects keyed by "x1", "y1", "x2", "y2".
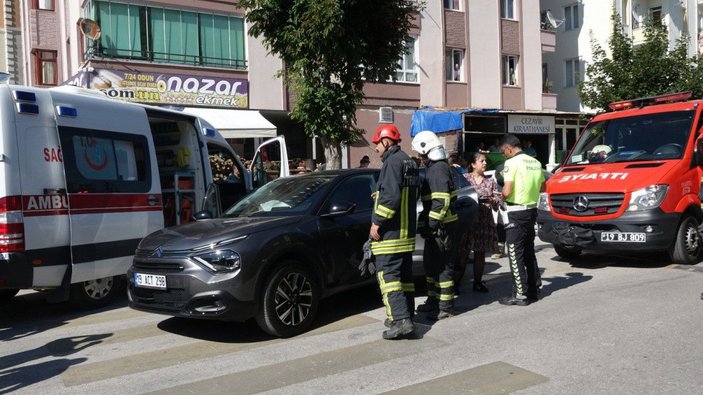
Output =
[{"x1": 565, "y1": 110, "x2": 694, "y2": 165}]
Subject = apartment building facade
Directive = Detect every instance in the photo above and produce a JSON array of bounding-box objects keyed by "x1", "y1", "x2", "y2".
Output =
[
  {"x1": 5, "y1": 0, "x2": 567, "y2": 169},
  {"x1": 541, "y1": 1, "x2": 703, "y2": 159}
]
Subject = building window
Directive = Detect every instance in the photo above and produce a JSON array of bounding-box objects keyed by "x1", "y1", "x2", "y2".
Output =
[
  {"x1": 565, "y1": 58, "x2": 581, "y2": 87},
  {"x1": 33, "y1": 0, "x2": 54, "y2": 10},
  {"x1": 93, "y1": 1, "x2": 246, "y2": 69},
  {"x1": 446, "y1": 49, "x2": 464, "y2": 81},
  {"x1": 650, "y1": 6, "x2": 662, "y2": 25},
  {"x1": 35, "y1": 50, "x2": 57, "y2": 86},
  {"x1": 500, "y1": 0, "x2": 515, "y2": 20},
  {"x1": 395, "y1": 37, "x2": 418, "y2": 83},
  {"x1": 444, "y1": 0, "x2": 461, "y2": 11},
  {"x1": 564, "y1": 4, "x2": 580, "y2": 31},
  {"x1": 502, "y1": 55, "x2": 518, "y2": 86}
]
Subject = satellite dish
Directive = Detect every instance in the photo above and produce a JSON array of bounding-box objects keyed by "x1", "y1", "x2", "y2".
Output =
[
  {"x1": 546, "y1": 10, "x2": 564, "y2": 29},
  {"x1": 78, "y1": 18, "x2": 101, "y2": 40}
]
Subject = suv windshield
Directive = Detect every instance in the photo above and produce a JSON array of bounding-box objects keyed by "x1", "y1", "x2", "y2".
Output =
[
  {"x1": 223, "y1": 173, "x2": 336, "y2": 218},
  {"x1": 566, "y1": 110, "x2": 694, "y2": 165}
]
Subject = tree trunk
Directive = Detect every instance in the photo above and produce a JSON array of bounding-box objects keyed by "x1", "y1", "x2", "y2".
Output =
[{"x1": 321, "y1": 136, "x2": 342, "y2": 170}]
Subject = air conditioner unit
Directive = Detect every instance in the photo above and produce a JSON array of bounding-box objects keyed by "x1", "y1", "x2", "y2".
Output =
[{"x1": 379, "y1": 107, "x2": 394, "y2": 123}]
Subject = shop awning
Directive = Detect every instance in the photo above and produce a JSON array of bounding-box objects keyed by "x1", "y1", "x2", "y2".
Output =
[
  {"x1": 409, "y1": 107, "x2": 499, "y2": 137},
  {"x1": 182, "y1": 107, "x2": 277, "y2": 138}
]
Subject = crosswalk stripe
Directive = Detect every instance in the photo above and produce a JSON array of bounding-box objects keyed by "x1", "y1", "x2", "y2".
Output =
[
  {"x1": 381, "y1": 361, "x2": 549, "y2": 394},
  {"x1": 147, "y1": 337, "x2": 445, "y2": 395},
  {"x1": 60, "y1": 315, "x2": 378, "y2": 387}
]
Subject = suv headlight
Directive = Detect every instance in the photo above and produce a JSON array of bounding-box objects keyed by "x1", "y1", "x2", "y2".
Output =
[
  {"x1": 627, "y1": 185, "x2": 668, "y2": 211},
  {"x1": 537, "y1": 192, "x2": 550, "y2": 211},
  {"x1": 192, "y1": 250, "x2": 241, "y2": 273}
]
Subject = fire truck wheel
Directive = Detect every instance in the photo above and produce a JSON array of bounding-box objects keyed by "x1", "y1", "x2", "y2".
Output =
[
  {"x1": 669, "y1": 215, "x2": 702, "y2": 265},
  {"x1": 554, "y1": 244, "x2": 582, "y2": 260},
  {"x1": 0, "y1": 289, "x2": 20, "y2": 303},
  {"x1": 70, "y1": 275, "x2": 126, "y2": 309}
]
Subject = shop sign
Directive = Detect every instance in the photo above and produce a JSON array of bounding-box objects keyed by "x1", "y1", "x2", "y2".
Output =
[
  {"x1": 64, "y1": 69, "x2": 249, "y2": 109},
  {"x1": 507, "y1": 114, "x2": 555, "y2": 134}
]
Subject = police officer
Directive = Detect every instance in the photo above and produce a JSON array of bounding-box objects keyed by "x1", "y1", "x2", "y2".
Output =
[
  {"x1": 498, "y1": 134, "x2": 545, "y2": 306},
  {"x1": 370, "y1": 124, "x2": 419, "y2": 339},
  {"x1": 412, "y1": 131, "x2": 460, "y2": 320}
]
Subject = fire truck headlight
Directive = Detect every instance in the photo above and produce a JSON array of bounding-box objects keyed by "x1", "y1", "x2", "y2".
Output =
[
  {"x1": 627, "y1": 185, "x2": 668, "y2": 211},
  {"x1": 537, "y1": 193, "x2": 550, "y2": 211}
]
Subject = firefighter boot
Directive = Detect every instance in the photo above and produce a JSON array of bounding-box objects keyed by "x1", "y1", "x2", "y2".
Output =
[
  {"x1": 416, "y1": 298, "x2": 438, "y2": 313},
  {"x1": 382, "y1": 318, "x2": 415, "y2": 340}
]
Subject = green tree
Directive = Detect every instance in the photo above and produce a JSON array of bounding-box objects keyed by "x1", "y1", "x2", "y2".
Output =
[
  {"x1": 579, "y1": 9, "x2": 698, "y2": 111},
  {"x1": 238, "y1": 0, "x2": 422, "y2": 169}
]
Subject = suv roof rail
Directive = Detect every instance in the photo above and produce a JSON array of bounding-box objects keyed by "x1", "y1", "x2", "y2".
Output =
[{"x1": 608, "y1": 91, "x2": 692, "y2": 111}]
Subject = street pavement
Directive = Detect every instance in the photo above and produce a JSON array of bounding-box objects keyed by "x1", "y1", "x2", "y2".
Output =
[{"x1": 1, "y1": 238, "x2": 702, "y2": 394}]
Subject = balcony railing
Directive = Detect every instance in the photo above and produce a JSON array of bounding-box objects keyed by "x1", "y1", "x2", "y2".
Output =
[{"x1": 85, "y1": 45, "x2": 248, "y2": 70}]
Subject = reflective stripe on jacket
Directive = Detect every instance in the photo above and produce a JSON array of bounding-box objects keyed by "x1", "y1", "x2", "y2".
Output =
[
  {"x1": 371, "y1": 145, "x2": 419, "y2": 255},
  {"x1": 419, "y1": 160, "x2": 458, "y2": 230}
]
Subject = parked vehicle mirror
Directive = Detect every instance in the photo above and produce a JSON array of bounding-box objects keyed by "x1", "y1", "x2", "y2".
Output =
[
  {"x1": 695, "y1": 138, "x2": 703, "y2": 166},
  {"x1": 193, "y1": 210, "x2": 213, "y2": 221}
]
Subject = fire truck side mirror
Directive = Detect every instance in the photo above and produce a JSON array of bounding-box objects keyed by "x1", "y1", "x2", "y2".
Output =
[{"x1": 695, "y1": 139, "x2": 703, "y2": 166}]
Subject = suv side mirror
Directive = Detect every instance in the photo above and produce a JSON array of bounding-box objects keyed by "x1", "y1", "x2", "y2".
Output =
[{"x1": 193, "y1": 210, "x2": 213, "y2": 221}]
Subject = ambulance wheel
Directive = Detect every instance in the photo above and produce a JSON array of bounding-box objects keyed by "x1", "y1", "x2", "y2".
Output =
[
  {"x1": 669, "y1": 215, "x2": 701, "y2": 265},
  {"x1": 70, "y1": 275, "x2": 126, "y2": 309},
  {"x1": 256, "y1": 261, "x2": 320, "y2": 338},
  {"x1": 0, "y1": 289, "x2": 19, "y2": 303},
  {"x1": 554, "y1": 244, "x2": 582, "y2": 260}
]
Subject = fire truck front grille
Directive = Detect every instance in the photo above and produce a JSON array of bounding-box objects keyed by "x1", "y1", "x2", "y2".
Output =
[{"x1": 550, "y1": 193, "x2": 625, "y2": 217}]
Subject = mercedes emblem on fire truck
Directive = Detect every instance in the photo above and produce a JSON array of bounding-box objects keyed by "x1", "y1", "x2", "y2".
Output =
[{"x1": 573, "y1": 195, "x2": 589, "y2": 212}]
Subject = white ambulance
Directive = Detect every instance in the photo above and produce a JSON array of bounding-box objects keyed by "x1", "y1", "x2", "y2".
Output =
[{"x1": 0, "y1": 83, "x2": 287, "y2": 307}]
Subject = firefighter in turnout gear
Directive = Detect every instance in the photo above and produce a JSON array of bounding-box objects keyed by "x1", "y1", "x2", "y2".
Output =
[
  {"x1": 412, "y1": 131, "x2": 460, "y2": 320},
  {"x1": 498, "y1": 134, "x2": 545, "y2": 306},
  {"x1": 370, "y1": 124, "x2": 419, "y2": 340}
]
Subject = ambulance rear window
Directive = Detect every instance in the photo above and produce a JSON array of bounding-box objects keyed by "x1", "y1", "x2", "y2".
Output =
[{"x1": 59, "y1": 126, "x2": 151, "y2": 193}]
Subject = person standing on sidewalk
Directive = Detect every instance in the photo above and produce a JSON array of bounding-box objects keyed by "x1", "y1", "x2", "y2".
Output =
[
  {"x1": 412, "y1": 131, "x2": 460, "y2": 320},
  {"x1": 369, "y1": 124, "x2": 419, "y2": 339},
  {"x1": 466, "y1": 152, "x2": 499, "y2": 293},
  {"x1": 498, "y1": 134, "x2": 545, "y2": 306}
]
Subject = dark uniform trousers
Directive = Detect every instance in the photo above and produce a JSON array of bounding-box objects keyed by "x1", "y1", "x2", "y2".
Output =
[
  {"x1": 505, "y1": 208, "x2": 542, "y2": 298},
  {"x1": 376, "y1": 253, "x2": 415, "y2": 321},
  {"x1": 423, "y1": 220, "x2": 461, "y2": 311}
]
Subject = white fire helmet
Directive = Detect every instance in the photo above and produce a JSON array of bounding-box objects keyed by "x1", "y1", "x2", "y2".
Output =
[{"x1": 412, "y1": 131, "x2": 447, "y2": 161}]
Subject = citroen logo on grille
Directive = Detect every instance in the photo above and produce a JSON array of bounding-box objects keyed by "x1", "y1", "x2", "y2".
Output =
[
  {"x1": 573, "y1": 195, "x2": 590, "y2": 212},
  {"x1": 151, "y1": 246, "x2": 164, "y2": 258}
]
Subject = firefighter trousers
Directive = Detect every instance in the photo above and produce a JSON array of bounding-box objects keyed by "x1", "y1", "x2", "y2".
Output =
[
  {"x1": 422, "y1": 223, "x2": 460, "y2": 311},
  {"x1": 376, "y1": 252, "x2": 415, "y2": 321}
]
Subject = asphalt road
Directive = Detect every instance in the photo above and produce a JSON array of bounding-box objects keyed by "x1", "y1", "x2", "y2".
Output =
[{"x1": 1, "y1": 239, "x2": 702, "y2": 394}]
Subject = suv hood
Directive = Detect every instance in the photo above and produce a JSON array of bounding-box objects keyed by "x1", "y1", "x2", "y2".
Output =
[
  {"x1": 548, "y1": 161, "x2": 678, "y2": 194},
  {"x1": 138, "y1": 216, "x2": 302, "y2": 251}
]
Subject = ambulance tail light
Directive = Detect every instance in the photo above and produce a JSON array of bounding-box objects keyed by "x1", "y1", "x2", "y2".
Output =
[{"x1": 0, "y1": 196, "x2": 25, "y2": 252}]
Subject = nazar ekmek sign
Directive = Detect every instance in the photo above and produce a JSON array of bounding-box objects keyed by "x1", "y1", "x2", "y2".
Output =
[
  {"x1": 507, "y1": 114, "x2": 555, "y2": 134},
  {"x1": 64, "y1": 68, "x2": 249, "y2": 109}
]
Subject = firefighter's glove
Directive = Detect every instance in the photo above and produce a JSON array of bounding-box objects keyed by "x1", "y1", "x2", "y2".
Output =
[
  {"x1": 433, "y1": 226, "x2": 451, "y2": 253},
  {"x1": 419, "y1": 225, "x2": 434, "y2": 240},
  {"x1": 359, "y1": 239, "x2": 376, "y2": 276}
]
